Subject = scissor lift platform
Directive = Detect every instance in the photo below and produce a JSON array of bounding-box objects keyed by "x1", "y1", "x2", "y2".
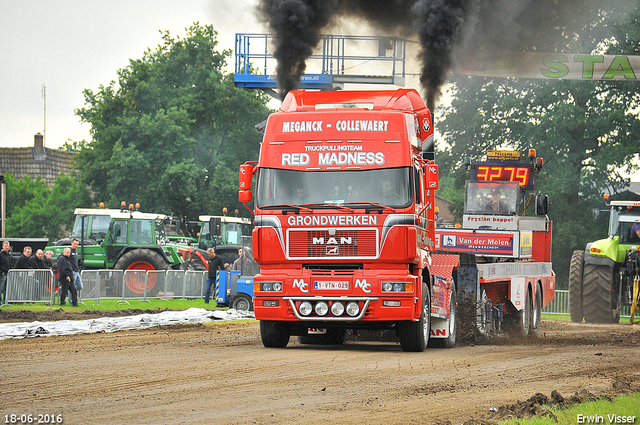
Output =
[{"x1": 234, "y1": 33, "x2": 409, "y2": 95}]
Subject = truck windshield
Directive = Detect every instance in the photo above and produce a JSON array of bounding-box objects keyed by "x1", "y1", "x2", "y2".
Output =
[
  {"x1": 256, "y1": 167, "x2": 412, "y2": 208},
  {"x1": 72, "y1": 214, "x2": 111, "y2": 241}
]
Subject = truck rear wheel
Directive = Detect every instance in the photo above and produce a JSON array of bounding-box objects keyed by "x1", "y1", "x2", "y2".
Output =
[
  {"x1": 531, "y1": 284, "x2": 542, "y2": 337},
  {"x1": 260, "y1": 320, "x2": 290, "y2": 348},
  {"x1": 298, "y1": 328, "x2": 347, "y2": 345},
  {"x1": 568, "y1": 250, "x2": 585, "y2": 323},
  {"x1": 583, "y1": 263, "x2": 618, "y2": 323},
  {"x1": 507, "y1": 287, "x2": 532, "y2": 337},
  {"x1": 429, "y1": 281, "x2": 457, "y2": 348},
  {"x1": 398, "y1": 282, "x2": 431, "y2": 352},
  {"x1": 114, "y1": 249, "x2": 168, "y2": 295}
]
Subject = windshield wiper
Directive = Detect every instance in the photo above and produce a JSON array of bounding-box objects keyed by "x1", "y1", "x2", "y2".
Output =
[
  {"x1": 299, "y1": 203, "x2": 355, "y2": 212},
  {"x1": 341, "y1": 202, "x2": 394, "y2": 213},
  {"x1": 260, "y1": 204, "x2": 312, "y2": 213}
]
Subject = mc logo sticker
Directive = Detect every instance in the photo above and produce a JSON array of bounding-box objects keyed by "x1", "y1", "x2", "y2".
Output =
[
  {"x1": 293, "y1": 278, "x2": 309, "y2": 293},
  {"x1": 355, "y1": 279, "x2": 371, "y2": 293}
]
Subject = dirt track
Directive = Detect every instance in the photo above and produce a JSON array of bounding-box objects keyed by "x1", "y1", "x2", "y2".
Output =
[{"x1": 1, "y1": 318, "x2": 639, "y2": 425}]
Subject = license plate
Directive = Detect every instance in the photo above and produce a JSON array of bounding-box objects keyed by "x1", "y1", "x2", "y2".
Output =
[{"x1": 314, "y1": 281, "x2": 349, "y2": 290}]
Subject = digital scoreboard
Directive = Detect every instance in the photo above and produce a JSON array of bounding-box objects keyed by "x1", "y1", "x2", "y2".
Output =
[{"x1": 471, "y1": 161, "x2": 534, "y2": 190}]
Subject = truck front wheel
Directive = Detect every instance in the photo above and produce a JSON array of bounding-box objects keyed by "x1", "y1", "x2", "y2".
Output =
[
  {"x1": 568, "y1": 250, "x2": 585, "y2": 323},
  {"x1": 398, "y1": 282, "x2": 431, "y2": 352},
  {"x1": 260, "y1": 320, "x2": 290, "y2": 348},
  {"x1": 583, "y1": 263, "x2": 619, "y2": 323}
]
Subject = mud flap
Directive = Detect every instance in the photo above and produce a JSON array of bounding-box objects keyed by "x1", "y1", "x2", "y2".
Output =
[{"x1": 456, "y1": 264, "x2": 479, "y2": 343}]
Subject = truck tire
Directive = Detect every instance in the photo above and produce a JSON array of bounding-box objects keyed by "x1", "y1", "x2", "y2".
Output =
[
  {"x1": 114, "y1": 249, "x2": 168, "y2": 295},
  {"x1": 398, "y1": 282, "x2": 431, "y2": 352},
  {"x1": 231, "y1": 294, "x2": 253, "y2": 312},
  {"x1": 298, "y1": 328, "x2": 347, "y2": 345},
  {"x1": 583, "y1": 263, "x2": 618, "y2": 323},
  {"x1": 507, "y1": 286, "x2": 532, "y2": 337},
  {"x1": 429, "y1": 281, "x2": 457, "y2": 348},
  {"x1": 568, "y1": 250, "x2": 585, "y2": 323},
  {"x1": 531, "y1": 284, "x2": 542, "y2": 337},
  {"x1": 260, "y1": 320, "x2": 290, "y2": 348}
]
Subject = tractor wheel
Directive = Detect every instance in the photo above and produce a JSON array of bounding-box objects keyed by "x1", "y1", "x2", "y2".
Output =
[
  {"x1": 429, "y1": 281, "x2": 457, "y2": 348},
  {"x1": 583, "y1": 263, "x2": 618, "y2": 323},
  {"x1": 231, "y1": 294, "x2": 253, "y2": 312},
  {"x1": 114, "y1": 249, "x2": 168, "y2": 296},
  {"x1": 298, "y1": 328, "x2": 347, "y2": 345},
  {"x1": 260, "y1": 320, "x2": 290, "y2": 348},
  {"x1": 398, "y1": 282, "x2": 431, "y2": 352},
  {"x1": 568, "y1": 250, "x2": 585, "y2": 323}
]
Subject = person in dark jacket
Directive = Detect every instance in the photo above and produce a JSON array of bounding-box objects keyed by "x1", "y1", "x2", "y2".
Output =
[
  {"x1": 14, "y1": 246, "x2": 32, "y2": 269},
  {"x1": 43, "y1": 250, "x2": 54, "y2": 270},
  {"x1": 57, "y1": 248, "x2": 77, "y2": 306},
  {"x1": 205, "y1": 247, "x2": 225, "y2": 304},
  {"x1": 0, "y1": 241, "x2": 13, "y2": 304},
  {"x1": 28, "y1": 249, "x2": 47, "y2": 269}
]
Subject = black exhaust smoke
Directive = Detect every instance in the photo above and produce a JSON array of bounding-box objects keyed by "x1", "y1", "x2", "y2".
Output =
[{"x1": 257, "y1": 0, "x2": 609, "y2": 108}]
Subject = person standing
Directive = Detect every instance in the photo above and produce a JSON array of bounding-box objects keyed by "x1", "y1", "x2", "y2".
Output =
[
  {"x1": 0, "y1": 241, "x2": 12, "y2": 304},
  {"x1": 57, "y1": 248, "x2": 77, "y2": 306},
  {"x1": 43, "y1": 250, "x2": 54, "y2": 269},
  {"x1": 14, "y1": 246, "x2": 32, "y2": 269},
  {"x1": 29, "y1": 249, "x2": 47, "y2": 269},
  {"x1": 205, "y1": 247, "x2": 225, "y2": 304},
  {"x1": 69, "y1": 238, "x2": 84, "y2": 293}
]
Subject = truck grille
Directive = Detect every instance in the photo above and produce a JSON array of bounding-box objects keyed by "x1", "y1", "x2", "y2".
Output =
[{"x1": 288, "y1": 229, "x2": 377, "y2": 258}]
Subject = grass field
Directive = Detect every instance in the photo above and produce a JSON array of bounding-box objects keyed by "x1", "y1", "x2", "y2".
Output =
[{"x1": 0, "y1": 297, "x2": 224, "y2": 312}]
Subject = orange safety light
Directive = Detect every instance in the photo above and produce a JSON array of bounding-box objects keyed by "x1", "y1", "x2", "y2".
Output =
[
  {"x1": 455, "y1": 223, "x2": 461, "y2": 228},
  {"x1": 135, "y1": 202, "x2": 140, "y2": 209},
  {"x1": 121, "y1": 201, "x2": 126, "y2": 208},
  {"x1": 99, "y1": 202, "x2": 105, "y2": 208},
  {"x1": 235, "y1": 209, "x2": 239, "y2": 216},
  {"x1": 128, "y1": 203, "x2": 134, "y2": 210},
  {"x1": 434, "y1": 207, "x2": 440, "y2": 213},
  {"x1": 628, "y1": 205, "x2": 633, "y2": 209},
  {"x1": 604, "y1": 194, "x2": 609, "y2": 200},
  {"x1": 528, "y1": 149, "x2": 536, "y2": 159},
  {"x1": 222, "y1": 207, "x2": 228, "y2": 215}
]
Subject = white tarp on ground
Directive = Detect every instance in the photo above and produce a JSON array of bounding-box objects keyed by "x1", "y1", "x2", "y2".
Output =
[{"x1": 0, "y1": 308, "x2": 255, "y2": 340}]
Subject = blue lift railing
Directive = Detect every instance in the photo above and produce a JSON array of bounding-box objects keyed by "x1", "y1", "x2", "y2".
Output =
[{"x1": 234, "y1": 33, "x2": 409, "y2": 95}]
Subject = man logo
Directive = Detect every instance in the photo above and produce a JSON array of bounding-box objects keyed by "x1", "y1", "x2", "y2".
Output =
[
  {"x1": 293, "y1": 278, "x2": 309, "y2": 293},
  {"x1": 326, "y1": 246, "x2": 339, "y2": 255},
  {"x1": 355, "y1": 278, "x2": 371, "y2": 293}
]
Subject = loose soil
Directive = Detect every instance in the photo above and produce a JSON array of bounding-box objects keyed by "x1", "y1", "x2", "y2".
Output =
[{"x1": 0, "y1": 313, "x2": 639, "y2": 425}]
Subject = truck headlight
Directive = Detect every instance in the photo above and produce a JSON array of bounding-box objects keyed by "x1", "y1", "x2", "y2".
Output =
[
  {"x1": 315, "y1": 301, "x2": 329, "y2": 316},
  {"x1": 299, "y1": 301, "x2": 313, "y2": 316},
  {"x1": 346, "y1": 302, "x2": 360, "y2": 317},
  {"x1": 382, "y1": 282, "x2": 406, "y2": 292},
  {"x1": 261, "y1": 282, "x2": 283, "y2": 292},
  {"x1": 331, "y1": 301, "x2": 345, "y2": 316}
]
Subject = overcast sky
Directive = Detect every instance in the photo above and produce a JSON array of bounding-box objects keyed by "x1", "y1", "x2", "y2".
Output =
[{"x1": 0, "y1": 0, "x2": 263, "y2": 149}]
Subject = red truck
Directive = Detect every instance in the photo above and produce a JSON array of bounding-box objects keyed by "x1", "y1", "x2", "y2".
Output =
[{"x1": 238, "y1": 89, "x2": 458, "y2": 351}]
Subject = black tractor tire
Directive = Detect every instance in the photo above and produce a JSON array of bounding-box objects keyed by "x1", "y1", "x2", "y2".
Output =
[
  {"x1": 114, "y1": 249, "x2": 168, "y2": 296},
  {"x1": 568, "y1": 250, "x2": 585, "y2": 323},
  {"x1": 398, "y1": 282, "x2": 431, "y2": 352},
  {"x1": 429, "y1": 281, "x2": 457, "y2": 348},
  {"x1": 298, "y1": 328, "x2": 347, "y2": 345},
  {"x1": 260, "y1": 320, "x2": 290, "y2": 348},
  {"x1": 583, "y1": 263, "x2": 618, "y2": 323},
  {"x1": 231, "y1": 294, "x2": 253, "y2": 312}
]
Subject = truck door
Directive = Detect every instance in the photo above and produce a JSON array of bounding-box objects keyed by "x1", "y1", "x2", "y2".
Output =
[{"x1": 107, "y1": 220, "x2": 129, "y2": 265}]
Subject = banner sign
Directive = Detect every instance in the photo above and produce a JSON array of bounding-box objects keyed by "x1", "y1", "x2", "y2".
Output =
[
  {"x1": 435, "y1": 229, "x2": 520, "y2": 257},
  {"x1": 457, "y1": 52, "x2": 640, "y2": 81}
]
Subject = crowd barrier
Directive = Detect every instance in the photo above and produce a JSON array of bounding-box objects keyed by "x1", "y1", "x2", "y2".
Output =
[
  {"x1": 543, "y1": 289, "x2": 631, "y2": 317},
  {"x1": 3, "y1": 270, "x2": 56, "y2": 306},
  {"x1": 1, "y1": 269, "x2": 207, "y2": 306}
]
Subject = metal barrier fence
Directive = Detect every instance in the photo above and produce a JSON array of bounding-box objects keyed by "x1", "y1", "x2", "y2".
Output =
[
  {"x1": 1, "y1": 269, "x2": 207, "y2": 306},
  {"x1": 3, "y1": 270, "x2": 56, "y2": 306},
  {"x1": 543, "y1": 289, "x2": 632, "y2": 317}
]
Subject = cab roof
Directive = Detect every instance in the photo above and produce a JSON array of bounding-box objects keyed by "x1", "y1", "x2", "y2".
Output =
[{"x1": 280, "y1": 89, "x2": 427, "y2": 113}]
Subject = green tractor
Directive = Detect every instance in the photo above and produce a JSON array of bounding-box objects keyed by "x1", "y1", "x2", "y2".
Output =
[
  {"x1": 169, "y1": 213, "x2": 254, "y2": 271},
  {"x1": 569, "y1": 200, "x2": 640, "y2": 323},
  {"x1": 46, "y1": 205, "x2": 184, "y2": 295}
]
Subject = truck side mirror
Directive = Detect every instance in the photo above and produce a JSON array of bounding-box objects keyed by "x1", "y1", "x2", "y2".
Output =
[
  {"x1": 239, "y1": 164, "x2": 254, "y2": 190},
  {"x1": 535, "y1": 194, "x2": 548, "y2": 215}
]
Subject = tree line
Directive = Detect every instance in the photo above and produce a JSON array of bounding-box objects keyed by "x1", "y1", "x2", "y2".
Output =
[{"x1": 6, "y1": 12, "x2": 640, "y2": 286}]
